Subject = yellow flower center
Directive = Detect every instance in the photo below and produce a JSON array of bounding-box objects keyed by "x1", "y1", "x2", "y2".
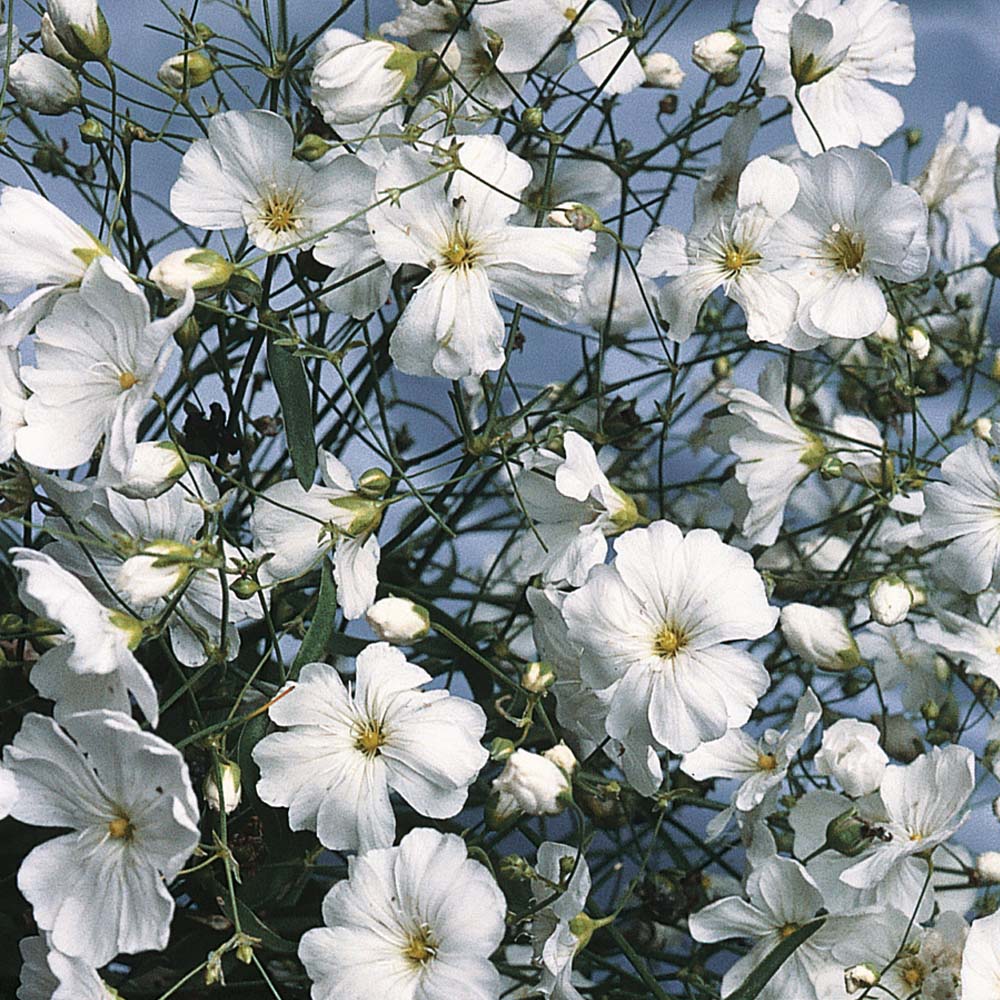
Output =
[
  {"x1": 900, "y1": 961, "x2": 924, "y2": 987},
  {"x1": 757, "y1": 753, "x2": 777, "y2": 771},
  {"x1": 108, "y1": 815, "x2": 134, "y2": 840},
  {"x1": 354, "y1": 718, "x2": 387, "y2": 757},
  {"x1": 118, "y1": 370, "x2": 139, "y2": 390},
  {"x1": 653, "y1": 623, "x2": 688, "y2": 659},
  {"x1": 823, "y1": 223, "x2": 866, "y2": 274},
  {"x1": 440, "y1": 229, "x2": 479, "y2": 271},
  {"x1": 722, "y1": 244, "x2": 761, "y2": 275},
  {"x1": 261, "y1": 190, "x2": 302, "y2": 234},
  {"x1": 779, "y1": 923, "x2": 798, "y2": 938},
  {"x1": 402, "y1": 924, "x2": 437, "y2": 966},
  {"x1": 564, "y1": 6, "x2": 579, "y2": 19}
]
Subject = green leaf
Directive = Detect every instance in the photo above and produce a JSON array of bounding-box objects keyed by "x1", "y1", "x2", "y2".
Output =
[
  {"x1": 290, "y1": 562, "x2": 337, "y2": 679},
  {"x1": 266, "y1": 339, "x2": 316, "y2": 490},
  {"x1": 724, "y1": 917, "x2": 825, "y2": 1000}
]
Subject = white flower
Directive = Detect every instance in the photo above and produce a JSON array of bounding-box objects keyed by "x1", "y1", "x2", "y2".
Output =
[
  {"x1": 752, "y1": 0, "x2": 915, "y2": 154},
  {"x1": 510, "y1": 430, "x2": 638, "y2": 587},
  {"x1": 156, "y1": 50, "x2": 213, "y2": 89},
  {"x1": 915, "y1": 102, "x2": 1000, "y2": 266},
  {"x1": 902, "y1": 323, "x2": 931, "y2": 360},
  {"x1": 543, "y1": 742, "x2": 578, "y2": 775},
  {"x1": 298, "y1": 827, "x2": 506, "y2": 1000},
  {"x1": 251, "y1": 450, "x2": 385, "y2": 620},
  {"x1": 148, "y1": 247, "x2": 233, "y2": 300},
  {"x1": 574, "y1": 244, "x2": 655, "y2": 335},
  {"x1": 770, "y1": 147, "x2": 929, "y2": 344},
  {"x1": 829, "y1": 414, "x2": 889, "y2": 486},
  {"x1": 920, "y1": 439, "x2": 1000, "y2": 593},
  {"x1": 170, "y1": 109, "x2": 366, "y2": 254},
  {"x1": 492, "y1": 748, "x2": 570, "y2": 820},
  {"x1": 840, "y1": 744, "x2": 975, "y2": 890},
  {"x1": 12, "y1": 548, "x2": 159, "y2": 726},
  {"x1": 639, "y1": 155, "x2": 800, "y2": 345},
  {"x1": 868, "y1": 574, "x2": 912, "y2": 626},
  {"x1": 203, "y1": 761, "x2": 242, "y2": 814},
  {"x1": 691, "y1": 30, "x2": 745, "y2": 75},
  {"x1": 8, "y1": 53, "x2": 80, "y2": 115},
  {"x1": 17, "y1": 935, "x2": 112, "y2": 1000},
  {"x1": 3, "y1": 710, "x2": 199, "y2": 967},
  {"x1": 814, "y1": 719, "x2": 888, "y2": 796},
  {"x1": 690, "y1": 855, "x2": 842, "y2": 1000},
  {"x1": 311, "y1": 29, "x2": 416, "y2": 125},
  {"x1": 962, "y1": 910, "x2": 1000, "y2": 1000},
  {"x1": 0, "y1": 187, "x2": 111, "y2": 346},
  {"x1": 365, "y1": 596, "x2": 430, "y2": 643},
  {"x1": 681, "y1": 687, "x2": 821, "y2": 837},
  {"x1": 915, "y1": 601, "x2": 1000, "y2": 688},
  {"x1": 857, "y1": 620, "x2": 944, "y2": 713},
  {"x1": 562, "y1": 520, "x2": 777, "y2": 755},
  {"x1": 476, "y1": 0, "x2": 644, "y2": 95},
  {"x1": 16, "y1": 258, "x2": 193, "y2": 478},
  {"x1": 692, "y1": 108, "x2": 760, "y2": 234},
  {"x1": 780, "y1": 603, "x2": 861, "y2": 671},
  {"x1": 529, "y1": 841, "x2": 592, "y2": 1000},
  {"x1": 975, "y1": 851, "x2": 1000, "y2": 883},
  {"x1": 368, "y1": 135, "x2": 595, "y2": 378},
  {"x1": 0, "y1": 345, "x2": 27, "y2": 462},
  {"x1": 709, "y1": 359, "x2": 824, "y2": 545},
  {"x1": 43, "y1": 466, "x2": 262, "y2": 668},
  {"x1": 0, "y1": 765, "x2": 17, "y2": 819},
  {"x1": 642, "y1": 52, "x2": 685, "y2": 88},
  {"x1": 46, "y1": 0, "x2": 110, "y2": 62},
  {"x1": 253, "y1": 643, "x2": 487, "y2": 852}
]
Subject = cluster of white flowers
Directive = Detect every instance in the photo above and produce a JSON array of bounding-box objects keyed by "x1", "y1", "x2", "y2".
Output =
[{"x1": 2, "y1": 0, "x2": 1000, "y2": 998}]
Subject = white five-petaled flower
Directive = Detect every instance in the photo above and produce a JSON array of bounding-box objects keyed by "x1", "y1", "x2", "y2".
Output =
[
  {"x1": 253, "y1": 642, "x2": 488, "y2": 853},
  {"x1": 12, "y1": 548, "x2": 159, "y2": 726},
  {"x1": 920, "y1": 439, "x2": 1000, "y2": 594},
  {"x1": 709, "y1": 359, "x2": 825, "y2": 546},
  {"x1": 752, "y1": 0, "x2": 915, "y2": 154},
  {"x1": 0, "y1": 186, "x2": 111, "y2": 346},
  {"x1": 915, "y1": 101, "x2": 1000, "y2": 267},
  {"x1": 475, "y1": 0, "x2": 644, "y2": 95},
  {"x1": 170, "y1": 109, "x2": 366, "y2": 254},
  {"x1": 639, "y1": 155, "x2": 801, "y2": 345},
  {"x1": 298, "y1": 827, "x2": 506, "y2": 1000},
  {"x1": 3, "y1": 710, "x2": 199, "y2": 968},
  {"x1": 561, "y1": 519, "x2": 778, "y2": 756},
  {"x1": 367, "y1": 134, "x2": 595, "y2": 379},
  {"x1": 769, "y1": 146, "x2": 929, "y2": 345},
  {"x1": 915, "y1": 596, "x2": 1000, "y2": 688},
  {"x1": 692, "y1": 107, "x2": 761, "y2": 235},
  {"x1": 839, "y1": 744, "x2": 975, "y2": 890},
  {"x1": 15, "y1": 257, "x2": 193, "y2": 479},
  {"x1": 251, "y1": 449, "x2": 385, "y2": 620},
  {"x1": 681, "y1": 687, "x2": 821, "y2": 838},
  {"x1": 510, "y1": 430, "x2": 638, "y2": 587}
]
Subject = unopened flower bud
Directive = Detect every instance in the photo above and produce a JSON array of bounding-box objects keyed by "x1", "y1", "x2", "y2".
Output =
[
  {"x1": 231, "y1": 577, "x2": 261, "y2": 600},
  {"x1": 844, "y1": 964, "x2": 880, "y2": 993},
  {"x1": 874, "y1": 312, "x2": 899, "y2": 344},
  {"x1": 868, "y1": 575, "x2": 912, "y2": 626},
  {"x1": 547, "y1": 201, "x2": 602, "y2": 231},
  {"x1": 712, "y1": 355, "x2": 732, "y2": 379},
  {"x1": 311, "y1": 30, "x2": 417, "y2": 125},
  {"x1": 78, "y1": 116, "x2": 104, "y2": 144},
  {"x1": 294, "y1": 133, "x2": 333, "y2": 162},
  {"x1": 903, "y1": 324, "x2": 931, "y2": 361},
  {"x1": 819, "y1": 454, "x2": 843, "y2": 480},
  {"x1": 522, "y1": 106, "x2": 544, "y2": 130},
  {"x1": 542, "y1": 741, "x2": 578, "y2": 775},
  {"x1": 824, "y1": 808, "x2": 876, "y2": 857},
  {"x1": 47, "y1": 0, "x2": 111, "y2": 63},
  {"x1": 114, "y1": 441, "x2": 189, "y2": 499},
  {"x1": 365, "y1": 596, "x2": 430, "y2": 643},
  {"x1": 41, "y1": 12, "x2": 80, "y2": 67},
  {"x1": 8, "y1": 53, "x2": 80, "y2": 115},
  {"x1": 984, "y1": 243, "x2": 1000, "y2": 279},
  {"x1": 522, "y1": 660, "x2": 556, "y2": 693},
  {"x1": 489, "y1": 737, "x2": 516, "y2": 761},
  {"x1": 814, "y1": 719, "x2": 888, "y2": 796},
  {"x1": 116, "y1": 540, "x2": 193, "y2": 605},
  {"x1": 150, "y1": 248, "x2": 234, "y2": 300},
  {"x1": 491, "y1": 748, "x2": 570, "y2": 820},
  {"x1": 641, "y1": 52, "x2": 685, "y2": 89},
  {"x1": 204, "y1": 761, "x2": 242, "y2": 813},
  {"x1": 357, "y1": 467, "x2": 391, "y2": 498},
  {"x1": 994, "y1": 796, "x2": 1000, "y2": 823},
  {"x1": 976, "y1": 850, "x2": 1000, "y2": 883},
  {"x1": 691, "y1": 30, "x2": 745, "y2": 76},
  {"x1": 973, "y1": 417, "x2": 994, "y2": 441},
  {"x1": 780, "y1": 603, "x2": 861, "y2": 671},
  {"x1": 157, "y1": 50, "x2": 214, "y2": 90}
]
